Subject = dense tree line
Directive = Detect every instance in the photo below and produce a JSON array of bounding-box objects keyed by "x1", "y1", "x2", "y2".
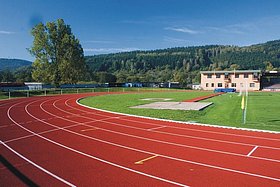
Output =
[
  {"x1": 0, "y1": 66, "x2": 33, "y2": 82},
  {"x1": 1, "y1": 40, "x2": 280, "y2": 85},
  {"x1": 84, "y1": 40, "x2": 280, "y2": 85}
]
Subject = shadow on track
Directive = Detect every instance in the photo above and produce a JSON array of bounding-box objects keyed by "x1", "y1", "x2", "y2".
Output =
[{"x1": 0, "y1": 155, "x2": 39, "y2": 187}]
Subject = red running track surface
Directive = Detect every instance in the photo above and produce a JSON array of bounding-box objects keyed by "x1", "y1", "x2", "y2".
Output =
[
  {"x1": 1, "y1": 92, "x2": 280, "y2": 187},
  {"x1": 183, "y1": 92, "x2": 224, "y2": 102}
]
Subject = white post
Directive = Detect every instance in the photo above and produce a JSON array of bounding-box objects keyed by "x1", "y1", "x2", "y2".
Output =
[
  {"x1": 61, "y1": 89, "x2": 63, "y2": 95},
  {"x1": 244, "y1": 82, "x2": 249, "y2": 124},
  {"x1": 44, "y1": 89, "x2": 47, "y2": 96},
  {"x1": 9, "y1": 91, "x2": 11, "y2": 99},
  {"x1": 27, "y1": 90, "x2": 29, "y2": 97},
  {"x1": 77, "y1": 89, "x2": 78, "y2": 93}
]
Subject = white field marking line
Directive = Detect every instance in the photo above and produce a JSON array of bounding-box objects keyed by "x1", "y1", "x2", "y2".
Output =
[
  {"x1": 55, "y1": 109, "x2": 280, "y2": 164},
  {"x1": 147, "y1": 126, "x2": 167, "y2": 131},
  {"x1": 65, "y1": 98, "x2": 280, "y2": 151},
  {"x1": 4, "y1": 123, "x2": 82, "y2": 143},
  {"x1": 52, "y1": 98, "x2": 280, "y2": 166},
  {"x1": 91, "y1": 106, "x2": 280, "y2": 138},
  {"x1": 247, "y1": 146, "x2": 259, "y2": 157},
  {"x1": 19, "y1": 99, "x2": 190, "y2": 187},
  {"x1": 31, "y1": 98, "x2": 280, "y2": 182},
  {"x1": 6, "y1": 101, "x2": 76, "y2": 187},
  {"x1": 75, "y1": 99, "x2": 280, "y2": 140},
  {"x1": 1, "y1": 141, "x2": 75, "y2": 187},
  {"x1": 0, "y1": 124, "x2": 16, "y2": 128}
]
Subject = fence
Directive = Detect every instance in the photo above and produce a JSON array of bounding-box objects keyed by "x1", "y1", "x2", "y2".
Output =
[{"x1": 0, "y1": 87, "x2": 175, "y2": 100}]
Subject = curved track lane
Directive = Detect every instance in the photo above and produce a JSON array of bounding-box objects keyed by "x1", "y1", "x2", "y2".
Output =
[{"x1": 1, "y1": 93, "x2": 280, "y2": 186}]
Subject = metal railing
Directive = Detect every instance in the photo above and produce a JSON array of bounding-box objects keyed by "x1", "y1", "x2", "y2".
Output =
[{"x1": 0, "y1": 87, "x2": 177, "y2": 100}]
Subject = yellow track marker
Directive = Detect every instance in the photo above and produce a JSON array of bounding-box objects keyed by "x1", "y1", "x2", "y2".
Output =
[
  {"x1": 134, "y1": 155, "x2": 158, "y2": 165},
  {"x1": 241, "y1": 95, "x2": 245, "y2": 110},
  {"x1": 81, "y1": 128, "x2": 98, "y2": 132}
]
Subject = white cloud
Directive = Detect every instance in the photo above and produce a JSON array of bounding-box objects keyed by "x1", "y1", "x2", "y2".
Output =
[
  {"x1": 84, "y1": 47, "x2": 143, "y2": 53},
  {"x1": 0, "y1": 30, "x2": 15, "y2": 34},
  {"x1": 165, "y1": 27, "x2": 200, "y2": 34}
]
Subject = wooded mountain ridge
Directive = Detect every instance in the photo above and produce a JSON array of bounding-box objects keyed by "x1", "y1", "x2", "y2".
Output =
[
  {"x1": 1, "y1": 40, "x2": 280, "y2": 84},
  {"x1": 0, "y1": 58, "x2": 32, "y2": 71},
  {"x1": 84, "y1": 40, "x2": 280, "y2": 84}
]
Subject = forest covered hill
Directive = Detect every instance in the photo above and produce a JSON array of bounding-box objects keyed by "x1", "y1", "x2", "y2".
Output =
[
  {"x1": 84, "y1": 40, "x2": 280, "y2": 84},
  {"x1": 1, "y1": 40, "x2": 280, "y2": 84},
  {"x1": 0, "y1": 58, "x2": 32, "y2": 71}
]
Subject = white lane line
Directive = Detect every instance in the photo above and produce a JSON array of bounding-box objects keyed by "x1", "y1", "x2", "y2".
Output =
[
  {"x1": 11, "y1": 99, "x2": 190, "y2": 187},
  {"x1": 6, "y1": 99, "x2": 76, "y2": 187},
  {"x1": 79, "y1": 121, "x2": 280, "y2": 163},
  {"x1": 4, "y1": 124, "x2": 81, "y2": 143},
  {"x1": 29, "y1": 98, "x2": 280, "y2": 164},
  {"x1": 247, "y1": 146, "x2": 259, "y2": 157},
  {"x1": 78, "y1": 100, "x2": 280, "y2": 138},
  {"x1": 72, "y1": 98, "x2": 280, "y2": 141},
  {"x1": 1, "y1": 141, "x2": 76, "y2": 187},
  {"x1": 147, "y1": 126, "x2": 167, "y2": 131},
  {"x1": 38, "y1": 98, "x2": 280, "y2": 181},
  {"x1": 66, "y1": 99, "x2": 280, "y2": 152}
]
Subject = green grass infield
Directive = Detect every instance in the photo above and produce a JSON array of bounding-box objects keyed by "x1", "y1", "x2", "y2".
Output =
[{"x1": 79, "y1": 91, "x2": 280, "y2": 132}]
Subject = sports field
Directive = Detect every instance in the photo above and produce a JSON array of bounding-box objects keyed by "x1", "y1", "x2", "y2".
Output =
[
  {"x1": 1, "y1": 92, "x2": 280, "y2": 186},
  {"x1": 80, "y1": 91, "x2": 280, "y2": 132}
]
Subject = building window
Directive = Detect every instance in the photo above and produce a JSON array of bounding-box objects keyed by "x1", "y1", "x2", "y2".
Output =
[
  {"x1": 250, "y1": 83, "x2": 255, "y2": 87},
  {"x1": 207, "y1": 74, "x2": 212, "y2": 78},
  {"x1": 218, "y1": 83, "x2": 223, "y2": 87},
  {"x1": 211, "y1": 83, "x2": 214, "y2": 87},
  {"x1": 224, "y1": 73, "x2": 229, "y2": 79},
  {"x1": 206, "y1": 83, "x2": 209, "y2": 87},
  {"x1": 216, "y1": 74, "x2": 220, "y2": 78},
  {"x1": 253, "y1": 72, "x2": 258, "y2": 79},
  {"x1": 231, "y1": 83, "x2": 236, "y2": 87},
  {"x1": 235, "y1": 74, "x2": 239, "y2": 78},
  {"x1": 244, "y1": 74, "x2": 248, "y2": 78}
]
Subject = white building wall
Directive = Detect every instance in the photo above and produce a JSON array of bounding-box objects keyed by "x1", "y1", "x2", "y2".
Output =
[{"x1": 200, "y1": 71, "x2": 260, "y2": 91}]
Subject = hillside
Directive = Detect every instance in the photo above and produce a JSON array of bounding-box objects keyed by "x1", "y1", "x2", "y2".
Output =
[
  {"x1": 1, "y1": 40, "x2": 280, "y2": 84},
  {"x1": 85, "y1": 40, "x2": 280, "y2": 84},
  {"x1": 0, "y1": 58, "x2": 32, "y2": 71}
]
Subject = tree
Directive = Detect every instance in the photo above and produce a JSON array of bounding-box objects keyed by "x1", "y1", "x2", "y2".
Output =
[
  {"x1": 29, "y1": 19, "x2": 85, "y2": 86},
  {"x1": 0, "y1": 69, "x2": 15, "y2": 82},
  {"x1": 263, "y1": 61, "x2": 274, "y2": 71},
  {"x1": 14, "y1": 66, "x2": 33, "y2": 82},
  {"x1": 96, "y1": 72, "x2": 116, "y2": 83}
]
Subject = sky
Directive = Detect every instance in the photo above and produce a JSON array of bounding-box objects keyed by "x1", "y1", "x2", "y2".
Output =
[{"x1": 1, "y1": 0, "x2": 280, "y2": 61}]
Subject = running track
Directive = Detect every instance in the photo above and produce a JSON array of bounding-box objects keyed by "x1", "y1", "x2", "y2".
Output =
[{"x1": 1, "y1": 92, "x2": 280, "y2": 186}]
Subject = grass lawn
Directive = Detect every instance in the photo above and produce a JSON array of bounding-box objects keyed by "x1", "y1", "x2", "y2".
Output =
[
  {"x1": 79, "y1": 91, "x2": 280, "y2": 132},
  {"x1": 0, "y1": 92, "x2": 9, "y2": 99}
]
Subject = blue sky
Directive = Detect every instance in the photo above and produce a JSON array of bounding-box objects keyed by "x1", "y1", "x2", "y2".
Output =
[{"x1": 1, "y1": 0, "x2": 280, "y2": 61}]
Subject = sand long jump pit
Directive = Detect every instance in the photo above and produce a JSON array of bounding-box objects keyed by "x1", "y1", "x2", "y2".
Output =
[{"x1": 131, "y1": 101, "x2": 213, "y2": 111}]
